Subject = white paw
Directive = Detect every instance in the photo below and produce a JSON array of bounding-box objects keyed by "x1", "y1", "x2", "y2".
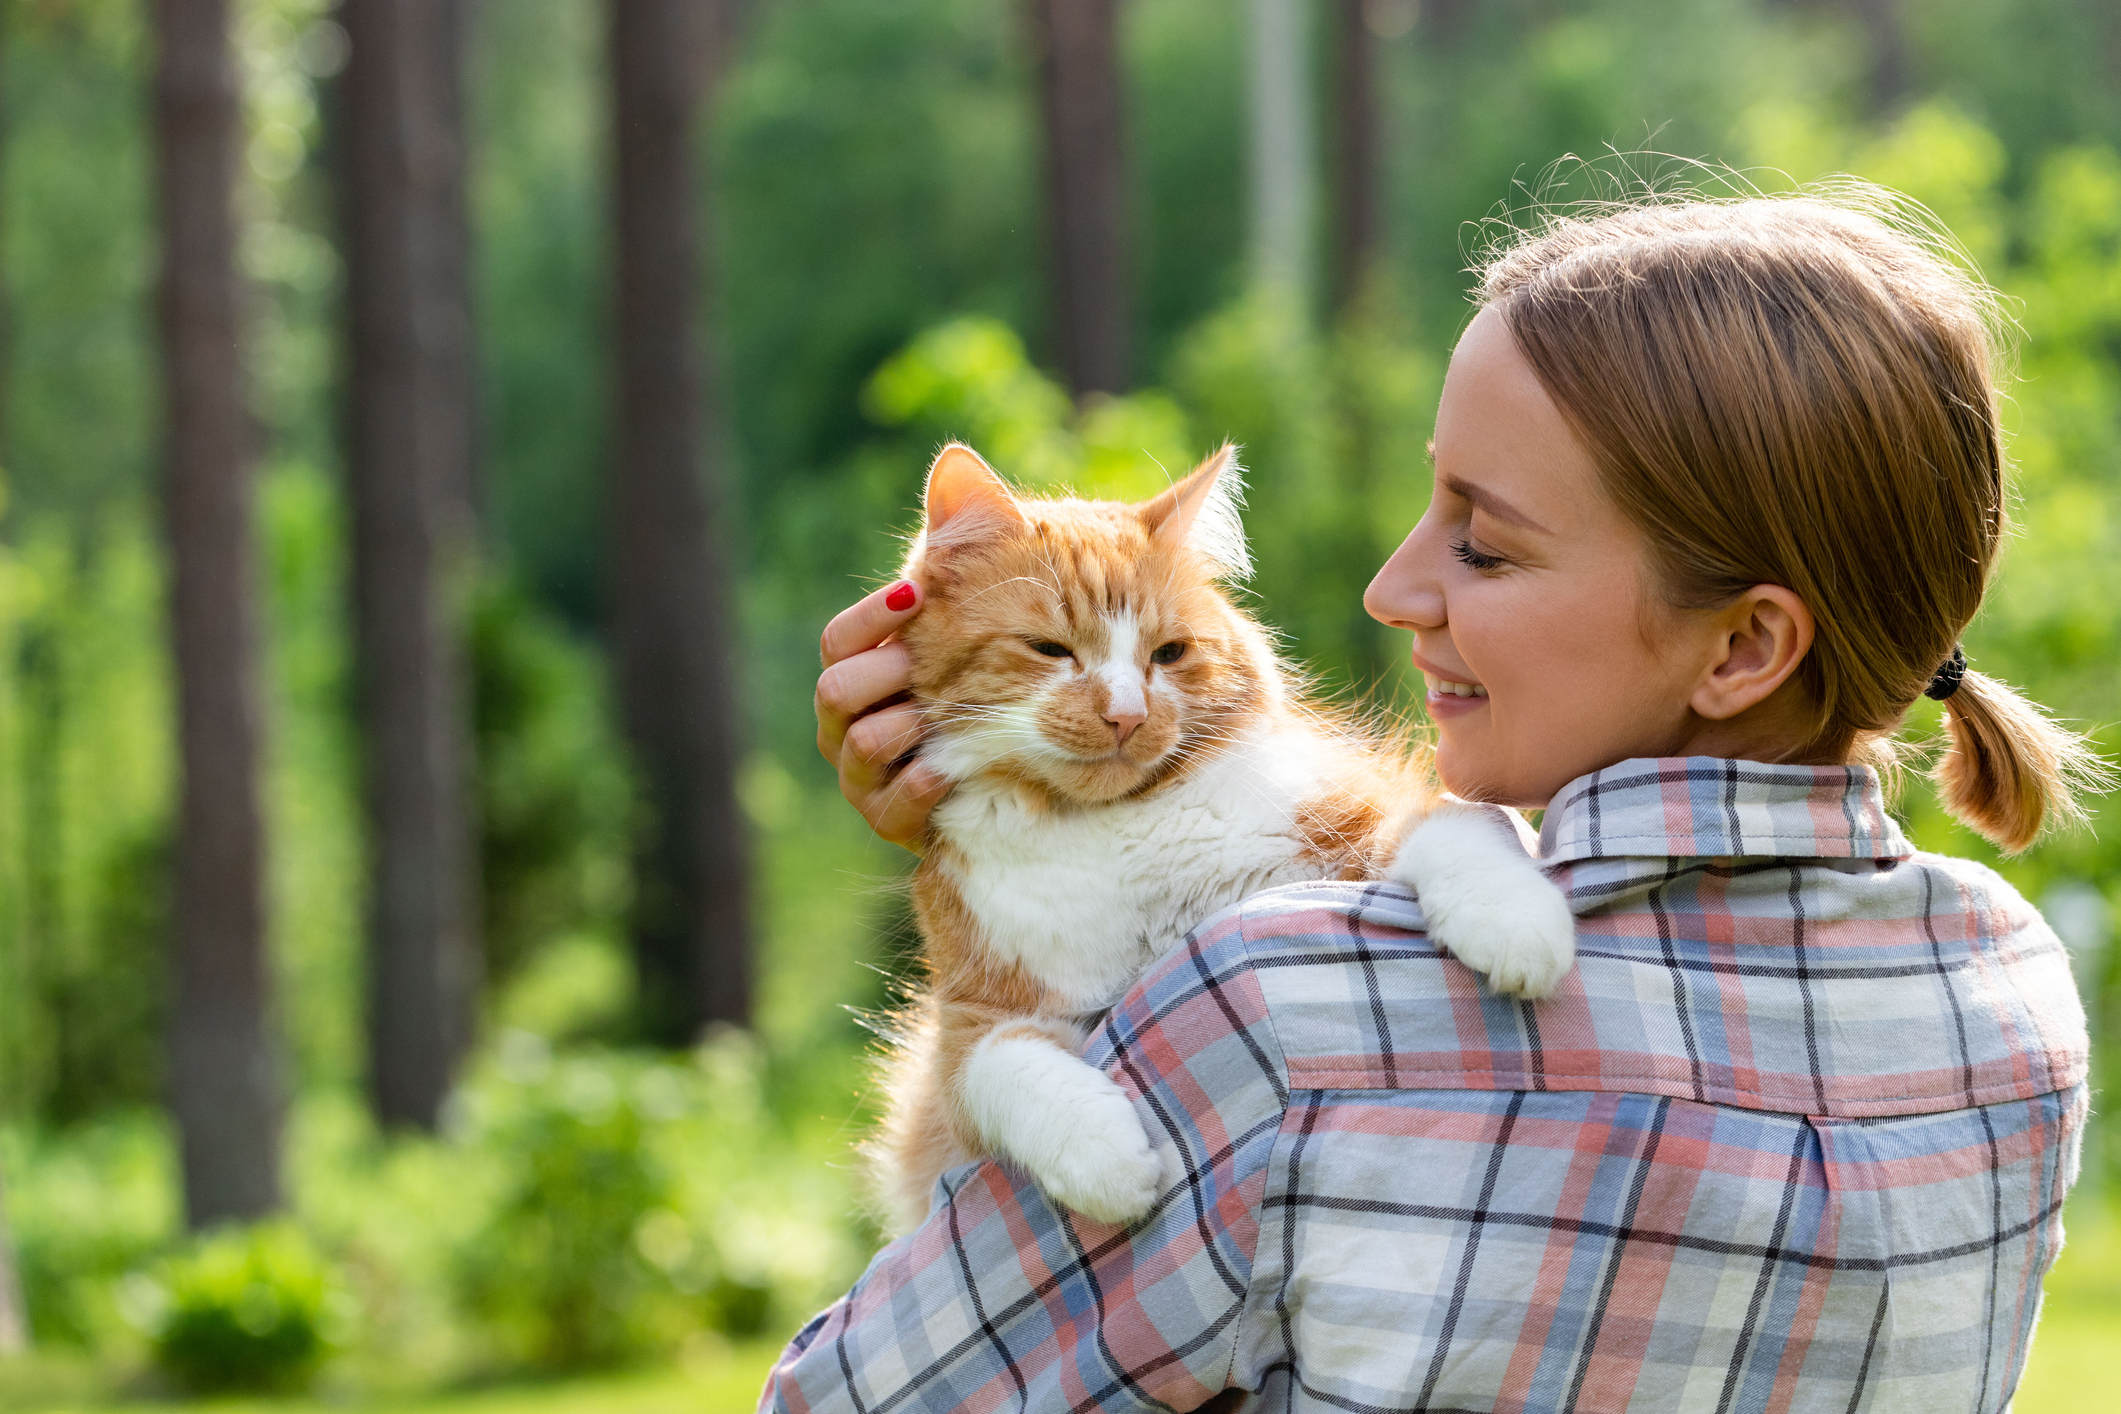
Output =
[
  {"x1": 1419, "y1": 873, "x2": 1576, "y2": 997},
  {"x1": 961, "y1": 1032, "x2": 1166, "y2": 1226},
  {"x1": 1392, "y1": 810, "x2": 1576, "y2": 999},
  {"x1": 1030, "y1": 1095, "x2": 1164, "y2": 1225}
]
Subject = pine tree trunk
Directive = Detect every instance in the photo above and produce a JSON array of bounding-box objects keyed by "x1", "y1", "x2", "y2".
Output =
[
  {"x1": 154, "y1": 0, "x2": 283, "y2": 1227},
  {"x1": 1851, "y1": 0, "x2": 1908, "y2": 115},
  {"x1": 1328, "y1": 0, "x2": 1379, "y2": 317},
  {"x1": 1248, "y1": 0, "x2": 1315, "y2": 304},
  {"x1": 610, "y1": 0, "x2": 752, "y2": 1043},
  {"x1": 343, "y1": 0, "x2": 481, "y2": 1131},
  {"x1": 1421, "y1": 0, "x2": 1472, "y2": 47},
  {"x1": 1029, "y1": 0, "x2": 1129, "y2": 396}
]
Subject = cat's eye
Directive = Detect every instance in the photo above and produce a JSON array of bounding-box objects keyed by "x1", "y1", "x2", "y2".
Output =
[
  {"x1": 1030, "y1": 640, "x2": 1073, "y2": 658},
  {"x1": 1151, "y1": 641, "x2": 1187, "y2": 665}
]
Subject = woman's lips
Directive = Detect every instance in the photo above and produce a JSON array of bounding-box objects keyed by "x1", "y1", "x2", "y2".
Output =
[
  {"x1": 1424, "y1": 680, "x2": 1488, "y2": 719},
  {"x1": 1408, "y1": 648, "x2": 1489, "y2": 718}
]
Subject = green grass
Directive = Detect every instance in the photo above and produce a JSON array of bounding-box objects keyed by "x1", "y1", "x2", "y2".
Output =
[
  {"x1": 2015, "y1": 1213, "x2": 2121, "y2": 1414},
  {"x1": 0, "y1": 1341, "x2": 783, "y2": 1414},
  {"x1": 3, "y1": 1220, "x2": 2112, "y2": 1412}
]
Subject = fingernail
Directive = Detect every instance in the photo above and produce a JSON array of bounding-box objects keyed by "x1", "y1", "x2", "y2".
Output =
[{"x1": 885, "y1": 581, "x2": 917, "y2": 612}]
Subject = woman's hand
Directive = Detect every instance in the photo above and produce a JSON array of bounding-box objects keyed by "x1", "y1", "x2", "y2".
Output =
[{"x1": 815, "y1": 581, "x2": 949, "y2": 852}]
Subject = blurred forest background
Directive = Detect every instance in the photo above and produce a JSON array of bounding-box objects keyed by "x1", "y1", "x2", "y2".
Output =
[{"x1": 0, "y1": 0, "x2": 2119, "y2": 1408}]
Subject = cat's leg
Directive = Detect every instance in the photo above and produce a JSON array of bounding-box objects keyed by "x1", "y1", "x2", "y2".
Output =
[
  {"x1": 1391, "y1": 803, "x2": 1576, "y2": 997},
  {"x1": 949, "y1": 1012, "x2": 1165, "y2": 1226},
  {"x1": 863, "y1": 998, "x2": 981, "y2": 1235}
]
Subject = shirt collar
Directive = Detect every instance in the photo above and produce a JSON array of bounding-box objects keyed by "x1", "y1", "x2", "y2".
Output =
[{"x1": 1537, "y1": 757, "x2": 1913, "y2": 864}]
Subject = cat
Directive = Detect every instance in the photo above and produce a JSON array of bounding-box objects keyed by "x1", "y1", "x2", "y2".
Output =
[{"x1": 866, "y1": 441, "x2": 1575, "y2": 1232}]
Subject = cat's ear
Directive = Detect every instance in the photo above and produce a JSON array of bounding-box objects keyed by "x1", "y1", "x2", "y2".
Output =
[
  {"x1": 1141, "y1": 443, "x2": 1251, "y2": 580},
  {"x1": 920, "y1": 443, "x2": 1025, "y2": 558}
]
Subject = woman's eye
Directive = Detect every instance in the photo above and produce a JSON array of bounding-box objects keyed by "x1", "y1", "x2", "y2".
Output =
[
  {"x1": 1450, "y1": 537, "x2": 1508, "y2": 573},
  {"x1": 1030, "y1": 641, "x2": 1073, "y2": 658},
  {"x1": 1151, "y1": 641, "x2": 1187, "y2": 665}
]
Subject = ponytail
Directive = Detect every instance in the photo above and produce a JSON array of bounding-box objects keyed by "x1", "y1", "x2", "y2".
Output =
[{"x1": 1934, "y1": 670, "x2": 2110, "y2": 854}]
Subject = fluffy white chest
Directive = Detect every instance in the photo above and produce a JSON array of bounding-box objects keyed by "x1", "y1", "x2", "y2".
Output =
[{"x1": 933, "y1": 728, "x2": 1343, "y2": 1010}]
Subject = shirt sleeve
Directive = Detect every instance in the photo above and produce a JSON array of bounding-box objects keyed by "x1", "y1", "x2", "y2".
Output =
[{"x1": 758, "y1": 904, "x2": 1291, "y2": 1414}]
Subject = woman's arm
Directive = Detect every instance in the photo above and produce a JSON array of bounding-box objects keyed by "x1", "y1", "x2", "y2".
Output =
[{"x1": 814, "y1": 581, "x2": 949, "y2": 849}]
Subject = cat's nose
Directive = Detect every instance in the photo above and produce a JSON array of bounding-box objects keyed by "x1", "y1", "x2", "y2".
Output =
[{"x1": 1106, "y1": 709, "x2": 1147, "y2": 746}]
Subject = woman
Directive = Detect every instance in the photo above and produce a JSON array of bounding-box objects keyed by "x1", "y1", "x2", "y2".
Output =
[{"x1": 767, "y1": 189, "x2": 2092, "y2": 1412}]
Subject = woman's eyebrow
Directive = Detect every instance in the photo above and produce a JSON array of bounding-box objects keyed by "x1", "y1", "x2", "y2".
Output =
[{"x1": 1441, "y1": 472, "x2": 1549, "y2": 534}]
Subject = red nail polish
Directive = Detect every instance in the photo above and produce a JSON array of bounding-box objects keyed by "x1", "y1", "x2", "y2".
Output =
[{"x1": 885, "y1": 582, "x2": 917, "y2": 612}]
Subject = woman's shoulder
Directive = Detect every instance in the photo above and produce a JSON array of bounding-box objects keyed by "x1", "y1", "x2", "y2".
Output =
[
  {"x1": 1899, "y1": 846, "x2": 2053, "y2": 932},
  {"x1": 1123, "y1": 853, "x2": 2088, "y2": 1115}
]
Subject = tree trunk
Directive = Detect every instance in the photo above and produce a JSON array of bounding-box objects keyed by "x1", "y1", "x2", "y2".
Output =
[
  {"x1": 1029, "y1": 0, "x2": 1129, "y2": 397},
  {"x1": 1420, "y1": 0, "x2": 1472, "y2": 47},
  {"x1": 154, "y1": 0, "x2": 283, "y2": 1227},
  {"x1": 610, "y1": 0, "x2": 751, "y2": 1044},
  {"x1": 1248, "y1": 0, "x2": 1315, "y2": 305},
  {"x1": 1850, "y1": 0, "x2": 1907, "y2": 115},
  {"x1": 1328, "y1": 0, "x2": 1379, "y2": 317},
  {"x1": 343, "y1": 0, "x2": 481, "y2": 1130}
]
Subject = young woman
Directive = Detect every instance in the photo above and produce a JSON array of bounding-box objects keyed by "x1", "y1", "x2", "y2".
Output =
[{"x1": 773, "y1": 190, "x2": 2094, "y2": 1413}]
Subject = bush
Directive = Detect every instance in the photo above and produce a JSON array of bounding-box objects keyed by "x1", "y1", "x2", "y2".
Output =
[
  {"x1": 471, "y1": 577, "x2": 634, "y2": 995},
  {"x1": 135, "y1": 1221, "x2": 339, "y2": 1395},
  {"x1": 454, "y1": 1049, "x2": 703, "y2": 1371},
  {"x1": 6, "y1": 1114, "x2": 175, "y2": 1351}
]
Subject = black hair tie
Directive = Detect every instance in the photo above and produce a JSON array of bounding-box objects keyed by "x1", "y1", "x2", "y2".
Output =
[{"x1": 1925, "y1": 643, "x2": 1968, "y2": 702}]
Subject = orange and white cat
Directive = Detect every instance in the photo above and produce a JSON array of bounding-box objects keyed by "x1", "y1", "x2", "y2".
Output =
[{"x1": 868, "y1": 442, "x2": 1574, "y2": 1232}]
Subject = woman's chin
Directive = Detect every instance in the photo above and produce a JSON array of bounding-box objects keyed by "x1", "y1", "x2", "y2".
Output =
[{"x1": 1433, "y1": 737, "x2": 1511, "y2": 808}]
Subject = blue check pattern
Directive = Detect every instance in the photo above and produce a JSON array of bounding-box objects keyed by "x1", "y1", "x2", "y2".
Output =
[{"x1": 760, "y1": 758, "x2": 2089, "y2": 1413}]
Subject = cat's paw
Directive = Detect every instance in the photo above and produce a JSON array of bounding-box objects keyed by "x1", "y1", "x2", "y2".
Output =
[
  {"x1": 1031, "y1": 1098, "x2": 1164, "y2": 1225},
  {"x1": 1419, "y1": 875, "x2": 1576, "y2": 997},
  {"x1": 962, "y1": 1031, "x2": 1167, "y2": 1226},
  {"x1": 1393, "y1": 809, "x2": 1576, "y2": 999}
]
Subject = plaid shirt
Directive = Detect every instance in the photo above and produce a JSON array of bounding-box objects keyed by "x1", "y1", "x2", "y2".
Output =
[{"x1": 761, "y1": 758, "x2": 2089, "y2": 1413}]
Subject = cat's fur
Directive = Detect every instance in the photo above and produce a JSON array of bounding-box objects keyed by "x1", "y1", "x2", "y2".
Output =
[{"x1": 868, "y1": 442, "x2": 1574, "y2": 1232}]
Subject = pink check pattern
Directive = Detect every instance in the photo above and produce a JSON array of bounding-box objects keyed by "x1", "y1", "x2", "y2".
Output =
[{"x1": 760, "y1": 758, "x2": 2089, "y2": 1413}]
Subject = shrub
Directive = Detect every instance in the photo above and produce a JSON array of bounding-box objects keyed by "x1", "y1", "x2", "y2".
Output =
[
  {"x1": 454, "y1": 1050, "x2": 700, "y2": 1370},
  {"x1": 470, "y1": 577, "x2": 634, "y2": 995},
  {"x1": 136, "y1": 1221, "x2": 338, "y2": 1394}
]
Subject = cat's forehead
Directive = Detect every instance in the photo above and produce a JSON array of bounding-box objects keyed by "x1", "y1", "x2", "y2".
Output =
[
  {"x1": 941, "y1": 498, "x2": 1205, "y2": 620},
  {"x1": 1020, "y1": 496, "x2": 1150, "y2": 548}
]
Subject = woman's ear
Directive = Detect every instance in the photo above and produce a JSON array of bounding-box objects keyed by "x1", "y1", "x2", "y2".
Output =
[{"x1": 1689, "y1": 585, "x2": 1816, "y2": 722}]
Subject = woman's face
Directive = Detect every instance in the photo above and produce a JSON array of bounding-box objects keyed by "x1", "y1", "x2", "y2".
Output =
[{"x1": 1365, "y1": 306, "x2": 1732, "y2": 808}]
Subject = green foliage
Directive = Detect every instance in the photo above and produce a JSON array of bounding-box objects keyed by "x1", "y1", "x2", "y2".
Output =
[
  {"x1": 0, "y1": 519, "x2": 171, "y2": 1123},
  {"x1": 1, "y1": 0, "x2": 152, "y2": 526},
  {"x1": 453, "y1": 1052, "x2": 677, "y2": 1371},
  {"x1": 3, "y1": 1031, "x2": 869, "y2": 1384},
  {"x1": 472, "y1": 0, "x2": 608, "y2": 625},
  {"x1": 3, "y1": 1115, "x2": 175, "y2": 1352},
  {"x1": 864, "y1": 316, "x2": 1191, "y2": 501},
  {"x1": 471, "y1": 580, "x2": 633, "y2": 990},
  {"x1": 442, "y1": 1035, "x2": 856, "y2": 1373},
  {"x1": 135, "y1": 1221, "x2": 339, "y2": 1395}
]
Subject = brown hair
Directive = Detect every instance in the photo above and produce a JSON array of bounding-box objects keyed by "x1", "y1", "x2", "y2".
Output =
[{"x1": 1477, "y1": 186, "x2": 2105, "y2": 852}]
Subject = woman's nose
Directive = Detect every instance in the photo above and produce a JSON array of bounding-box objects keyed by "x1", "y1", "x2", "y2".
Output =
[{"x1": 1365, "y1": 527, "x2": 1446, "y2": 631}]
